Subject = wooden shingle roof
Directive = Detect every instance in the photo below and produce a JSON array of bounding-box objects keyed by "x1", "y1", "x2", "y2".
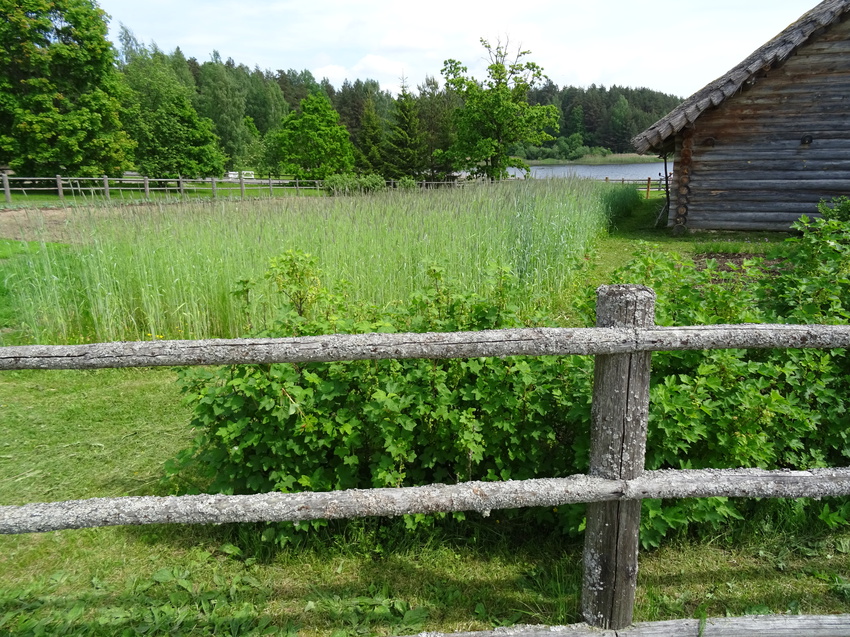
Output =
[{"x1": 632, "y1": 0, "x2": 850, "y2": 154}]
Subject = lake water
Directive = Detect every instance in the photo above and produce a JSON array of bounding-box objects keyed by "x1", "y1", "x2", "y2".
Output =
[{"x1": 509, "y1": 162, "x2": 671, "y2": 181}]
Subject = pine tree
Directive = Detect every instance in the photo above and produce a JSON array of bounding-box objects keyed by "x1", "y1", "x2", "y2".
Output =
[
  {"x1": 383, "y1": 82, "x2": 427, "y2": 180},
  {"x1": 354, "y1": 97, "x2": 385, "y2": 175},
  {"x1": 416, "y1": 75, "x2": 458, "y2": 180}
]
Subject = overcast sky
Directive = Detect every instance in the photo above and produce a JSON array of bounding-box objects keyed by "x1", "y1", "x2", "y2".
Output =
[{"x1": 97, "y1": 0, "x2": 818, "y2": 98}]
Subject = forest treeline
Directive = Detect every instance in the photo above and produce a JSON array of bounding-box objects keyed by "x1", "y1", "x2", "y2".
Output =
[
  {"x1": 117, "y1": 39, "x2": 682, "y2": 178},
  {"x1": 0, "y1": 1, "x2": 682, "y2": 181}
]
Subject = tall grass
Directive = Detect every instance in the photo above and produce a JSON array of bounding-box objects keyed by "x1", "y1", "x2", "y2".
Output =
[{"x1": 4, "y1": 179, "x2": 630, "y2": 344}]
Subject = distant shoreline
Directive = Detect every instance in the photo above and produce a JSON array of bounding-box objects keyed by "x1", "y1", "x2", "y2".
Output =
[{"x1": 525, "y1": 154, "x2": 662, "y2": 166}]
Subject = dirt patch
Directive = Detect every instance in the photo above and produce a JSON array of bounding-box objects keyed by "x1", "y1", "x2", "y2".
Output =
[
  {"x1": 0, "y1": 207, "x2": 78, "y2": 242},
  {"x1": 0, "y1": 204, "x2": 157, "y2": 243},
  {"x1": 694, "y1": 252, "x2": 788, "y2": 276}
]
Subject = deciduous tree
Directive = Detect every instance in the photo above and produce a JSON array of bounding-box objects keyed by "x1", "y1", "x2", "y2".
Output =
[
  {"x1": 120, "y1": 35, "x2": 226, "y2": 178},
  {"x1": 124, "y1": 52, "x2": 225, "y2": 177},
  {"x1": 441, "y1": 39, "x2": 558, "y2": 180},
  {"x1": 194, "y1": 53, "x2": 253, "y2": 170},
  {"x1": 262, "y1": 93, "x2": 354, "y2": 179},
  {"x1": 0, "y1": 0, "x2": 133, "y2": 176}
]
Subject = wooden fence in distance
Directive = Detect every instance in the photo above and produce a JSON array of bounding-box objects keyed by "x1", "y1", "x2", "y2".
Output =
[
  {"x1": 0, "y1": 173, "x2": 323, "y2": 204},
  {"x1": 0, "y1": 173, "x2": 666, "y2": 205},
  {"x1": 2, "y1": 285, "x2": 850, "y2": 636}
]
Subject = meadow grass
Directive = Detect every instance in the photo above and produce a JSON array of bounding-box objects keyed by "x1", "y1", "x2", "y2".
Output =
[{"x1": 3, "y1": 179, "x2": 623, "y2": 344}]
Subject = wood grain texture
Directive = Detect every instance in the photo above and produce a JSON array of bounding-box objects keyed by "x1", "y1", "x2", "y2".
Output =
[
  {"x1": 583, "y1": 286, "x2": 655, "y2": 630},
  {"x1": 641, "y1": 6, "x2": 850, "y2": 230},
  {"x1": 409, "y1": 614, "x2": 850, "y2": 636},
  {"x1": 6, "y1": 467, "x2": 850, "y2": 535},
  {"x1": 4, "y1": 324, "x2": 850, "y2": 370}
]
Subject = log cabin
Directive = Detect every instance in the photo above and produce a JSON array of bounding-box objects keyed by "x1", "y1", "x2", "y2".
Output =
[{"x1": 632, "y1": 0, "x2": 850, "y2": 231}]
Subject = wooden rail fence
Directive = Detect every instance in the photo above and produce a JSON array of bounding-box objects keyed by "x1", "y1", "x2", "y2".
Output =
[
  {"x1": 0, "y1": 173, "x2": 663, "y2": 205},
  {"x1": 2, "y1": 285, "x2": 850, "y2": 636}
]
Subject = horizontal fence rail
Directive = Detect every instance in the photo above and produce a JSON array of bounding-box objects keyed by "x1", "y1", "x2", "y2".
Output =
[
  {"x1": 4, "y1": 468, "x2": 850, "y2": 535},
  {"x1": 0, "y1": 172, "x2": 661, "y2": 205},
  {"x1": 422, "y1": 616, "x2": 850, "y2": 636},
  {"x1": 2, "y1": 323, "x2": 850, "y2": 370},
  {"x1": 0, "y1": 174, "x2": 323, "y2": 204},
  {"x1": 3, "y1": 285, "x2": 850, "y2": 634}
]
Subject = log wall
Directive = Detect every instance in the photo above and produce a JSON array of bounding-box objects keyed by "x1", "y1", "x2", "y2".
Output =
[{"x1": 669, "y1": 16, "x2": 850, "y2": 231}]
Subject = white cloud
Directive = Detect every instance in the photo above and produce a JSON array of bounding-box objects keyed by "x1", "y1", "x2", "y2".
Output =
[{"x1": 100, "y1": 0, "x2": 817, "y2": 97}]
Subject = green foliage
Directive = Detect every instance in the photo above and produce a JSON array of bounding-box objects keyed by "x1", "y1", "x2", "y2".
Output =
[
  {"x1": 763, "y1": 215, "x2": 850, "y2": 324},
  {"x1": 332, "y1": 78, "x2": 393, "y2": 149},
  {"x1": 416, "y1": 75, "x2": 459, "y2": 180},
  {"x1": 194, "y1": 53, "x2": 254, "y2": 171},
  {"x1": 0, "y1": 563, "x2": 295, "y2": 636},
  {"x1": 244, "y1": 67, "x2": 289, "y2": 137},
  {"x1": 175, "y1": 255, "x2": 592, "y2": 540},
  {"x1": 322, "y1": 173, "x2": 387, "y2": 195},
  {"x1": 0, "y1": 0, "x2": 134, "y2": 176},
  {"x1": 174, "y1": 217, "x2": 850, "y2": 546},
  {"x1": 441, "y1": 39, "x2": 560, "y2": 180},
  {"x1": 383, "y1": 82, "x2": 428, "y2": 180},
  {"x1": 603, "y1": 216, "x2": 850, "y2": 546},
  {"x1": 354, "y1": 96, "x2": 385, "y2": 175},
  {"x1": 395, "y1": 176, "x2": 419, "y2": 189},
  {"x1": 263, "y1": 93, "x2": 355, "y2": 179},
  {"x1": 817, "y1": 196, "x2": 850, "y2": 223},
  {"x1": 119, "y1": 32, "x2": 226, "y2": 178}
]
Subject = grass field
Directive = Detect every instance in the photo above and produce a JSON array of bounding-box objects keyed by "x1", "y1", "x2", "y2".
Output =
[
  {"x1": 1, "y1": 184, "x2": 848, "y2": 636},
  {"x1": 1, "y1": 179, "x2": 624, "y2": 345}
]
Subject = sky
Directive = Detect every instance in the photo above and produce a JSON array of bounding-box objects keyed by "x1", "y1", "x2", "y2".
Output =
[{"x1": 97, "y1": 0, "x2": 819, "y2": 99}]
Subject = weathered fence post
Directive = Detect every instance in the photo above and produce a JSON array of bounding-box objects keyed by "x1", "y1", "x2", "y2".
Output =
[
  {"x1": 582, "y1": 284, "x2": 655, "y2": 630},
  {"x1": 210, "y1": 177, "x2": 217, "y2": 199},
  {"x1": 645, "y1": 177, "x2": 652, "y2": 199},
  {"x1": 102, "y1": 175, "x2": 110, "y2": 200},
  {"x1": 178, "y1": 175, "x2": 185, "y2": 197},
  {"x1": 56, "y1": 175, "x2": 64, "y2": 202},
  {"x1": 143, "y1": 177, "x2": 150, "y2": 199},
  {"x1": 2, "y1": 173, "x2": 9, "y2": 203},
  {"x1": 295, "y1": 178, "x2": 300, "y2": 195},
  {"x1": 268, "y1": 176, "x2": 273, "y2": 196},
  {"x1": 239, "y1": 173, "x2": 245, "y2": 199}
]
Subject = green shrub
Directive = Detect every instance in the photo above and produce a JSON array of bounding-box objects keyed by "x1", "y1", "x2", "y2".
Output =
[
  {"x1": 173, "y1": 214, "x2": 850, "y2": 547},
  {"x1": 395, "y1": 176, "x2": 418, "y2": 190},
  {"x1": 322, "y1": 173, "x2": 360, "y2": 195},
  {"x1": 323, "y1": 173, "x2": 387, "y2": 195},
  {"x1": 605, "y1": 227, "x2": 850, "y2": 546},
  {"x1": 174, "y1": 252, "x2": 592, "y2": 542},
  {"x1": 817, "y1": 196, "x2": 850, "y2": 222},
  {"x1": 358, "y1": 174, "x2": 386, "y2": 193}
]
